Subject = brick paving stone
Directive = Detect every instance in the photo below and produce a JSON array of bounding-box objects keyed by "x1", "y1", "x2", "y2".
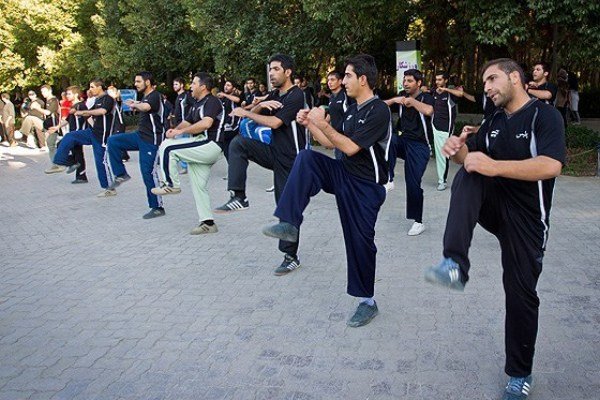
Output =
[{"x1": 1, "y1": 144, "x2": 599, "y2": 399}]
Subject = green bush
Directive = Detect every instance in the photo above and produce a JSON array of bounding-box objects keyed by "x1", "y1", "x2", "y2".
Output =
[
  {"x1": 564, "y1": 124, "x2": 599, "y2": 176},
  {"x1": 123, "y1": 113, "x2": 140, "y2": 131},
  {"x1": 565, "y1": 124, "x2": 600, "y2": 149}
]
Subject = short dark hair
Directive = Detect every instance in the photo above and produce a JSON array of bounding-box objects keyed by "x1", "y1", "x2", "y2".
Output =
[
  {"x1": 327, "y1": 71, "x2": 343, "y2": 80},
  {"x1": 535, "y1": 62, "x2": 550, "y2": 73},
  {"x1": 194, "y1": 72, "x2": 215, "y2": 91},
  {"x1": 481, "y1": 58, "x2": 526, "y2": 85},
  {"x1": 173, "y1": 76, "x2": 185, "y2": 86},
  {"x1": 137, "y1": 71, "x2": 154, "y2": 86},
  {"x1": 269, "y1": 54, "x2": 295, "y2": 75},
  {"x1": 246, "y1": 78, "x2": 255, "y2": 84},
  {"x1": 345, "y1": 54, "x2": 378, "y2": 89},
  {"x1": 404, "y1": 69, "x2": 423, "y2": 83},
  {"x1": 90, "y1": 78, "x2": 106, "y2": 90},
  {"x1": 435, "y1": 71, "x2": 449, "y2": 80}
]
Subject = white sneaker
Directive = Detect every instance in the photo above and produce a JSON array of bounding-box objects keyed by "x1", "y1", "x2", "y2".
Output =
[
  {"x1": 97, "y1": 189, "x2": 117, "y2": 198},
  {"x1": 384, "y1": 181, "x2": 395, "y2": 192},
  {"x1": 437, "y1": 182, "x2": 447, "y2": 191},
  {"x1": 26, "y1": 137, "x2": 37, "y2": 148},
  {"x1": 265, "y1": 185, "x2": 275, "y2": 192},
  {"x1": 408, "y1": 222, "x2": 425, "y2": 236}
]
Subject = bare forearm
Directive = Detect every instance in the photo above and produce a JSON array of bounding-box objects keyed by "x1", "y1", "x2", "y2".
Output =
[
  {"x1": 317, "y1": 122, "x2": 360, "y2": 156},
  {"x1": 493, "y1": 156, "x2": 562, "y2": 180},
  {"x1": 527, "y1": 88, "x2": 552, "y2": 100},
  {"x1": 243, "y1": 111, "x2": 282, "y2": 129},
  {"x1": 451, "y1": 145, "x2": 469, "y2": 164}
]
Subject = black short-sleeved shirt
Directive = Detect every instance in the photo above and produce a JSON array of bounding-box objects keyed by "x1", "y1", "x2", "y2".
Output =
[
  {"x1": 264, "y1": 86, "x2": 307, "y2": 165},
  {"x1": 184, "y1": 94, "x2": 224, "y2": 144},
  {"x1": 432, "y1": 90, "x2": 458, "y2": 133},
  {"x1": 396, "y1": 92, "x2": 434, "y2": 144},
  {"x1": 244, "y1": 90, "x2": 258, "y2": 106},
  {"x1": 532, "y1": 82, "x2": 557, "y2": 105},
  {"x1": 328, "y1": 89, "x2": 355, "y2": 133},
  {"x1": 220, "y1": 96, "x2": 240, "y2": 132},
  {"x1": 138, "y1": 90, "x2": 165, "y2": 145},
  {"x1": 174, "y1": 91, "x2": 193, "y2": 126},
  {"x1": 467, "y1": 99, "x2": 566, "y2": 226},
  {"x1": 91, "y1": 94, "x2": 115, "y2": 144},
  {"x1": 341, "y1": 97, "x2": 392, "y2": 185},
  {"x1": 67, "y1": 102, "x2": 88, "y2": 131},
  {"x1": 46, "y1": 97, "x2": 59, "y2": 117}
]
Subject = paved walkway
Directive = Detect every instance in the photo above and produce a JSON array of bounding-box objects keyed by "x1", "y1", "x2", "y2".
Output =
[{"x1": 1, "y1": 143, "x2": 599, "y2": 400}]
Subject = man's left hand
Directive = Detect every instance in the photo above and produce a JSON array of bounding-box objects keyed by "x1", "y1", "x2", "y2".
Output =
[{"x1": 464, "y1": 151, "x2": 498, "y2": 176}]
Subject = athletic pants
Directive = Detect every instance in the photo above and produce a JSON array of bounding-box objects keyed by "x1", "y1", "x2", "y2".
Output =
[
  {"x1": 157, "y1": 135, "x2": 222, "y2": 222},
  {"x1": 72, "y1": 144, "x2": 87, "y2": 180},
  {"x1": 274, "y1": 150, "x2": 386, "y2": 297},
  {"x1": 222, "y1": 129, "x2": 239, "y2": 160},
  {"x1": 432, "y1": 126, "x2": 450, "y2": 185},
  {"x1": 443, "y1": 168, "x2": 545, "y2": 377},
  {"x1": 107, "y1": 131, "x2": 162, "y2": 209},
  {"x1": 227, "y1": 134, "x2": 299, "y2": 257},
  {"x1": 20, "y1": 116, "x2": 45, "y2": 147},
  {"x1": 53, "y1": 128, "x2": 112, "y2": 189},
  {"x1": 389, "y1": 134, "x2": 429, "y2": 222}
]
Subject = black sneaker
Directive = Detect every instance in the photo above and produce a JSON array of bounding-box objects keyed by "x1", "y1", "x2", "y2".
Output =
[
  {"x1": 347, "y1": 301, "x2": 379, "y2": 327},
  {"x1": 262, "y1": 222, "x2": 299, "y2": 243},
  {"x1": 111, "y1": 173, "x2": 131, "y2": 188},
  {"x1": 274, "y1": 254, "x2": 301, "y2": 276},
  {"x1": 65, "y1": 163, "x2": 81, "y2": 174},
  {"x1": 214, "y1": 194, "x2": 249, "y2": 214},
  {"x1": 142, "y1": 207, "x2": 165, "y2": 219},
  {"x1": 71, "y1": 178, "x2": 88, "y2": 184}
]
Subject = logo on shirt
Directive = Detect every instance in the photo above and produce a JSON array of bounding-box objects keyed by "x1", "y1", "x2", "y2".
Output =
[
  {"x1": 346, "y1": 115, "x2": 353, "y2": 120},
  {"x1": 358, "y1": 118, "x2": 366, "y2": 124},
  {"x1": 516, "y1": 131, "x2": 529, "y2": 139},
  {"x1": 490, "y1": 129, "x2": 500, "y2": 138}
]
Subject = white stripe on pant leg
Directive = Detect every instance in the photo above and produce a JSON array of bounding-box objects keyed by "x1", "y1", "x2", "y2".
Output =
[
  {"x1": 103, "y1": 148, "x2": 114, "y2": 187},
  {"x1": 152, "y1": 150, "x2": 163, "y2": 207}
]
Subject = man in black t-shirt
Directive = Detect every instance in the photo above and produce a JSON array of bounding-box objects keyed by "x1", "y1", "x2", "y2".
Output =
[
  {"x1": 106, "y1": 71, "x2": 166, "y2": 219},
  {"x1": 151, "y1": 73, "x2": 224, "y2": 234},
  {"x1": 171, "y1": 77, "x2": 193, "y2": 127},
  {"x1": 384, "y1": 69, "x2": 434, "y2": 236},
  {"x1": 241, "y1": 78, "x2": 260, "y2": 110},
  {"x1": 263, "y1": 54, "x2": 391, "y2": 327},
  {"x1": 527, "y1": 62, "x2": 557, "y2": 105},
  {"x1": 44, "y1": 86, "x2": 89, "y2": 183},
  {"x1": 430, "y1": 71, "x2": 458, "y2": 191},
  {"x1": 53, "y1": 78, "x2": 116, "y2": 196},
  {"x1": 327, "y1": 70, "x2": 355, "y2": 160},
  {"x1": 217, "y1": 80, "x2": 241, "y2": 159},
  {"x1": 215, "y1": 54, "x2": 309, "y2": 274},
  {"x1": 424, "y1": 59, "x2": 565, "y2": 400}
]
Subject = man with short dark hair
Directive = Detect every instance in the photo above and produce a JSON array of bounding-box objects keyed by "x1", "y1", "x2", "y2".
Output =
[
  {"x1": 327, "y1": 70, "x2": 355, "y2": 160},
  {"x1": 106, "y1": 71, "x2": 166, "y2": 219},
  {"x1": 152, "y1": 73, "x2": 224, "y2": 233},
  {"x1": 215, "y1": 54, "x2": 308, "y2": 275},
  {"x1": 384, "y1": 69, "x2": 434, "y2": 236},
  {"x1": 241, "y1": 78, "x2": 260, "y2": 110},
  {"x1": 52, "y1": 78, "x2": 115, "y2": 196},
  {"x1": 263, "y1": 54, "x2": 391, "y2": 327},
  {"x1": 430, "y1": 71, "x2": 458, "y2": 191},
  {"x1": 424, "y1": 58, "x2": 565, "y2": 400},
  {"x1": 527, "y1": 63, "x2": 557, "y2": 105},
  {"x1": 217, "y1": 80, "x2": 241, "y2": 159}
]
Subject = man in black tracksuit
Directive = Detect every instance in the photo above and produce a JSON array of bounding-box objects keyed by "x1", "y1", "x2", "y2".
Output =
[{"x1": 424, "y1": 58, "x2": 565, "y2": 400}]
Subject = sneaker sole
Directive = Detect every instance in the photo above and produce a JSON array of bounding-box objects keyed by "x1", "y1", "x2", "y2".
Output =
[
  {"x1": 214, "y1": 207, "x2": 248, "y2": 215},
  {"x1": 262, "y1": 228, "x2": 298, "y2": 243}
]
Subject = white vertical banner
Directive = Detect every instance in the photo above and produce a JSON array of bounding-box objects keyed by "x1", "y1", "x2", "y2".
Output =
[{"x1": 396, "y1": 41, "x2": 422, "y2": 93}]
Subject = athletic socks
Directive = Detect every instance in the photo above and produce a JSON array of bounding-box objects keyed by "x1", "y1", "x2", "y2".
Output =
[{"x1": 360, "y1": 297, "x2": 375, "y2": 306}]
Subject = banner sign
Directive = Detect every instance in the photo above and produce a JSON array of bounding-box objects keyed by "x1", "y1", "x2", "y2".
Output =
[
  {"x1": 396, "y1": 41, "x2": 422, "y2": 93},
  {"x1": 120, "y1": 89, "x2": 137, "y2": 112}
]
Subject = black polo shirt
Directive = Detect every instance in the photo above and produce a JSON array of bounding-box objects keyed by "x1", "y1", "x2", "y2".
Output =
[
  {"x1": 396, "y1": 92, "x2": 434, "y2": 144},
  {"x1": 342, "y1": 97, "x2": 391, "y2": 185},
  {"x1": 138, "y1": 90, "x2": 164, "y2": 146},
  {"x1": 67, "y1": 102, "x2": 88, "y2": 131},
  {"x1": 432, "y1": 90, "x2": 457, "y2": 133},
  {"x1": 244, "y1": 90, "x2": 258, "y2": 106},
  {"x1": 328, "y1": 89, "x2": 355, "y2": 133},
  {"x1": 532, "y1": 82, "x2": 557, "y2": 105},
  {"x1": 174, "y1": 91, "x2": 193, "y2": 126},
  {"x1": 91, "y1": 94, "x2": 115, "y2": 144},
  {"x1": 220, "y1": 96, "x2": 240, "y2": 132},
  {"x1": 468, "y1": 99, "x2": 565, "y2": 228},
  {"x1": 184, "y1": 94, "x2": 224, "y2": 144},
  {"x1": 264, "y1": 86, "x2": 307, "y2": 166}
]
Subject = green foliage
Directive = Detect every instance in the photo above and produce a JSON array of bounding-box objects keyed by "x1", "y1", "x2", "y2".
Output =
[{"x1": 565, "y1": 124, "x2": 600, "y2": 150}]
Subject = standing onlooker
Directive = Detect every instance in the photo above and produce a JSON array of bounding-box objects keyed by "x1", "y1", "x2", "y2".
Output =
[
  {"x1": 567, "y1": 70, "x2": 581, "y2": 124},
  {"x1": 1, "y1": 93, "x2": 17, "y2": 146},
  {"x1": 555, "y1": 69, "x2": 570, "y2": 129}
]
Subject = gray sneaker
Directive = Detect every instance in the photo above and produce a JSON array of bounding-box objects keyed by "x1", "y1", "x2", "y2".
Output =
[
  {"x1": 502, "y1": 375, "x2": 533, "y2": 400},
  {"x1": 142, "y1": 208, "x2": 165, "y2": 219},
  {"x1": 347, "y1": 301, "x2": 379, "y2": 327},
  {"x1": 111, "y1": 173, "x2": 131, "y2": 188},
  {"x1": 274, "y1": 254, "x2": 301, "y2": 276},
  {"x1": 190, "y1": 222, "x2": 218, "y2": 235},
  {"x1": 262, "y1": 222, "x2": 299, "y2": 243},
  {"x1": 424, "y1": 257, "x2": 465, "y2": 291},
  {"x1": 65, "y1": 163, "x2": 81, "y2": 174},
  {"x1": 96, "y1": 189, "x2": 117, "y2": 198},
  {"x1": 44, "y1": 164, "x2": 66, "y2": 174}
]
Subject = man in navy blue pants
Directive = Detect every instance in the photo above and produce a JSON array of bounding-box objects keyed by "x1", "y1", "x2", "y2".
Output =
[
  {"x1": 263, "y1": 54, "x2": 391, "y2": 327},
  {"x1": 384, "y1": 69, "x2": 434, "y2": 236},
  {"x1": 107, "y1": 71, "x2": 165, "y2": 220},
  {"x1": 53, "y1": 78, "x2": 115, "y2": 196}
]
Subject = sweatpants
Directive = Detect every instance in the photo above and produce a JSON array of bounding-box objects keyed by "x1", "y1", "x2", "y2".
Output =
[
  {"x1": 227, "y1": 134, "x2": 299, "y2": 258},
  {"x1": 389, "y1": 134, "x2": 429, "y2": 222},
  {"x1": 432, "y1": 126, "x2": 450, "y2": 185},
  {"x1": 275, "y1": 150, "x2": 386, "y2": 297},
  {"x1": 157, "y1": 135, "x2": 222, "y2": 222},
  {"x1": 72, "y1": 144, "x2": 87, "y2": 180},
  {"x1": 223, "y1": 129, "x2": 239, "y2": 160},
  {"x1": 107, "y1": 131, "x2": 162, "y2": 209},
  {"x1": 53, "y1": 128, "x2": 112, "y2": 189},
  {"x1": 442, "y1": 167, "x2": 545, "y2": 377}
]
